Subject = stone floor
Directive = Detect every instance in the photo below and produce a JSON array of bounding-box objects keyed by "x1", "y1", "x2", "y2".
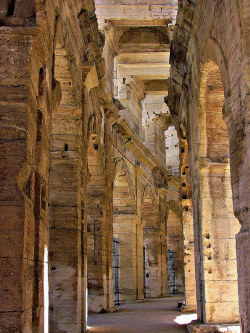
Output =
[{"x1": 88, "y1": 296, "x2": 195, "y2": 333}]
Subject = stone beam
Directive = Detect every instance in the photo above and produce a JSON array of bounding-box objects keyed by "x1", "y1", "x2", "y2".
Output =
[
  {"x1": 117, "y1": 63, "x2": 170, "y2": 79},
  {"x1": 116, "y1": 52, "x2": 170, "y2": 65},
  {"x1": 108, "y1": 19, "x2": 170, "y2": 27},
  {"x1": 155, "y1": 113, "x2": 173, "y2": 131},
  {"x1": 144, "y1": 80, "x2": 168, "y2": 95},
  {"x1": 95, "y1": 4, "x2": 178, "y2": 28}
]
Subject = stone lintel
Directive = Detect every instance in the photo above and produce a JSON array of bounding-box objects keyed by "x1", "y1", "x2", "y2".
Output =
[
  {"x1": 108, "y1": 19, "x2": 170, "y2": 27},
  {"x1": 117, "y1": 63, "x2": 170, "y2": 79},
  {"x1": 144, "y1": 80, "x2": 168, "y2": 95},
  {"x1": 116, "y1": 52, "x2": 170, "y2": 65},
  {"x1": 95, "y1": 4, "x2": 178, "y2": 27}
]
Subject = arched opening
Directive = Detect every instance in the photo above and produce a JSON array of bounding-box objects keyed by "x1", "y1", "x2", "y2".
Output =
[
  {"x1": 196, "y1": 60, "x2": 240, "y2": 324},
  {"x1": 113, "y1": 160, "x2": 141, "y2": 303},
  {"x1": 142, "y1": 187, "x2": 168, "y2": 298}
]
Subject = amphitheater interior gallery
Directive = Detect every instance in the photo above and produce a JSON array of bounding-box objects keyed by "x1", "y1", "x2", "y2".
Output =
[{"x1": 0, "y1": 0, "x2": 249, "y2": 332}]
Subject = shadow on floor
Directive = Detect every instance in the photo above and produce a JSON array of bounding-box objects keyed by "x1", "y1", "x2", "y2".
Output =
[{"x1": 88, "y1": 296, "x2": 195, "y2": 333}]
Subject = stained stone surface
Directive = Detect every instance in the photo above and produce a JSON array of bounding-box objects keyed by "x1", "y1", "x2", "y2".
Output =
[
  {"x1": 168, "y1": 1, "x2": 249, "y2": 331},
  {"x1": 0, "y1": 0, "x2": 248, "y2": 332}
]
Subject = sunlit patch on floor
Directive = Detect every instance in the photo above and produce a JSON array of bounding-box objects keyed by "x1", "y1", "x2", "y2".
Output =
[{"x1": 174, "y1": 313, "x2": 197, "y2": 325}]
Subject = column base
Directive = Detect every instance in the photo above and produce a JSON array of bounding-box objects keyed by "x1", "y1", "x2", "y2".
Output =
[
  {"x1": 101, "y1": 307, "x2": 118, "y2": 313},
  {"x1": 181, "y1": 305, "x2": 197, "y2": 313},
  {"x1": 187, "y1": 321, "x2": 240, "y2": 333}
]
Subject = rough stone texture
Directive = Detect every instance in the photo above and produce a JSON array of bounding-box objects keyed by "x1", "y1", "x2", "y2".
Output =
[
  {"x1": 168, "y1": 0, "x2": 249, "y2": 331},
  {"x1": 165, "y1": 125, "x2": 179, "y2": 177},
  {"x1": 1, "y1": 0, "x2": 247, "y2": 332},
  {"x1": 0, "y1": 0, "x2": 182, "y2": 332},
  {"x1": 180, "y1": 139, "x2": 197, "y2": 313}
]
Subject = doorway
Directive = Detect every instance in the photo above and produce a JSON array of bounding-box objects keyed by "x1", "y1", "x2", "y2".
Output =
[
  {"x1": 167, "y1": 250, "x2": 176, "y2": 294},
  {"x1": 113, "y1": 238, "x2": 120, "y2": 305}
]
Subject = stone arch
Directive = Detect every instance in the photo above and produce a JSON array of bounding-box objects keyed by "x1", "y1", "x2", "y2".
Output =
[
  {"x1": 195, "y1": 59, "x2": 240, "y2": 325},
  {"x1": 168, "y1": 1, "x2": 249, "y2": 330}
]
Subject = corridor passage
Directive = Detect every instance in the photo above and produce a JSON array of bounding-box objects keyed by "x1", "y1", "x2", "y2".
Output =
[{"x1": 88, "y1": 296, "x2": 193, "y2": 333}]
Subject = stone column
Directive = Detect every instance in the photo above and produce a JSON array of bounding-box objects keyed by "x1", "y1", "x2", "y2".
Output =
[
  {"x1": 86, "y1": 131, "x2": 114, "y2": 313},
  {"x1": 180, "y1": 139, "x2": 197, "y2": 312},
  {"x1": 159, "y1": 230, "x2": 168, "y2": 297},
  {"x1": 144, "y1": 228, "x2": 167, "y2": 298},
  {"x1": 194, "y1": 160, "x2": 240, "y2": 324},
  {"x1": 229, "y1": 121, "x2": 250, "y2": 333},
  {"x1": 0, "y1": 26, "x2": 51, "y2": 332},
  {"x1": 48, "y1": 61, "x2": 97, "y2": 332},
  {"x1": 113, "y1": 214, "x2": 138, "y2": 303},
  {"x1": 114, "y1": 75, "x2": 145, "y2": 138},
  {"x1": 182, "y1": 199, "x2": 197, "y2": 312},
  {"x1": 135, "y1": 165, "x2": 147, "y2": 300},
  {"x1": 167, "y1": 207, "x2": 185, "y2": 293},
  {"x1": 142, "y1": 95, "x2": 168, "y2": 165},
  {"x1": 48, "y1": 107, "x2": 85, "y2": 332},
  {"x1": 159, "y1": 189, "x2": 169, "y2": 297},
  {"x1": 136, "y1": 221, "x2": 144, "y2": 300}
]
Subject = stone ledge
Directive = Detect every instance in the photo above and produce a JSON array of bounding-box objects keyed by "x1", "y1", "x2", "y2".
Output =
[{"x1": 187, "y1": 321, "x2": 240, "y2": 333}]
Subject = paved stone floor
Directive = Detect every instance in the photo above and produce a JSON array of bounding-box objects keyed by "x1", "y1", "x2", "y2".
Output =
[{"x1": 88, "y1": 296, "x2": 193, "y2": 333}]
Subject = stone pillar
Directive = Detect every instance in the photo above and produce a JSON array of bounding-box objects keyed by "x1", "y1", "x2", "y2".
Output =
[
  {"x1": 136, "y1": 222, "x2": 144, "y2": 300},
  {"x1": 48, "y1": 108, "x2": 85, "y2": 332},
  {"x1": 182, "y1": 199, "x2": 197, "y2": 312},
  {"x1": 142, "y1": 95, "x2": 168, "y2": 165},
  {"x1": 114, "y1": 75, "x2": 145, "y2": 138},
  {"x1": 144, "y1": 228, "x2": 167, "y2": 298},
  {"x1": 180, "y1": 138, "x2": 197, "y2": 312},
  {"x1": 0, "y1": 26, "x2": 51, "y2": 332},
  {"x1": 167, "y1": 207, "x2": 185, "y2": 293},
  {"x1": 86, "y1": 134, "x2": 114, "y2": 313},
  {"x1": 159, "y1": 230, "x2": 168, "y2": 297},
  {"x1": 113, "y1": 214, "x2": 138, "y2": 303},
  {"x1": 48, "y1": 60, "x2": 93, "y2": 332},
  {"x1": 195, "y1": 160, "x2": 240, "y2": 324},
  {"x1": 159, "y1": 189, "x2": 169, "y2": 297},
  {"x1": 135, "y1": 165, "x2": 147, "y2": 300},
  {"x1": 229, "y1": 122, "x2": 250, "y2": 333},
  {"x1": 144, "y1": 228, "x2": 160, "y2": 297}
]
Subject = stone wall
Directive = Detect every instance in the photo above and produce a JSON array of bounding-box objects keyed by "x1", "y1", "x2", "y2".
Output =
[
  {"x1": 168, "y1": 0, "x2": 249, "y2": 331},
  {"x1": 0, "y1": 0, "x2": 182, "y2": 331}
]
